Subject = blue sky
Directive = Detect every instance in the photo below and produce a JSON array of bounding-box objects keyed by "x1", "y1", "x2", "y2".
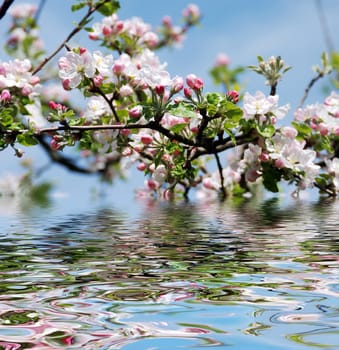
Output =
[{"x1": 1, "y1": 0, "x2": 339, "y2": 210}]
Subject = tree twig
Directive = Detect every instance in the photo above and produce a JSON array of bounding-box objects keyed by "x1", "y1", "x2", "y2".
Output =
[
  {"x1": 0, "y1": 0, "x2": 15, "y2": 20},
  {"x1": 298, "y1": 72, "x2": 323, "y2": 108}
]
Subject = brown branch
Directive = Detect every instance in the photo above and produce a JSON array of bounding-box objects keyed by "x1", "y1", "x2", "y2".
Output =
[
  {"x1": 0, "y1": 0, "x2": 15, "y2": 20},
  {"x1": 214, "y1": 152, "x2": 226, "y2": 198},
  {"x1": 298, "y1": 71, "x2": 323, "y2": 108}
]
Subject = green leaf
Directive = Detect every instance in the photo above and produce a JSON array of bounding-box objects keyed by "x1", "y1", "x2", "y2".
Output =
[
  {"x1": 206, "y1": 92, "x2": 223, "y2": 105},
  {"x1": 71, "y1": 2, "x2": 87, "y2": 12},
  {"x1": 168, "y1": 103, "x2": 197, "y2": 119},
  {"x1": 292, "y1": 121, "x2": 312, "y2": 137},
  {"x1": 262, "y1": 163, "x2": 281, "y2": 193},
  {"x1": 169, "y1": 123, "x2": 187, "y2": 133},
  {"x1": 314, "y1": 135, "x2": 333, "y2": 153},
  {"x1": 97, "y1": 0, "x2": 120, "y2": 16},
  {"x1": 17, "y1": 133, "x2": 38, "y2": 146},
  {"x1": 256, "y1": 124, "x2": 275, "y2": 138}
]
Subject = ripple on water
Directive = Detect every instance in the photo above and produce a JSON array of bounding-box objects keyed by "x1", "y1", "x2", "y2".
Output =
[{"x1": 0, "y1": 198, "x2": 338, "y2": 349}]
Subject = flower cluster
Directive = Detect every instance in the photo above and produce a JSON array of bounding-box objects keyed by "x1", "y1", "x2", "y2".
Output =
[{"x1": 1, "y1": 1, "x2": 339, "y2": 201}]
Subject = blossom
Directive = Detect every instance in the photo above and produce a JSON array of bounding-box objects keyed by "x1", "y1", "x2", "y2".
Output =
[
  {"x1": 324, "y1": 91, "x2": 339, "y2": 116},
  {"x1": 58, "y1": 50, "x2": 96, "y2": 89},
  {"x1": 9, "y1": 3, "x2": 37, "y2": 19},
  {"x1": 325, "y1": 157, "x2": 339, "y2": 191},
  {"x1": 186, "y1": 74, "x2": 203, "y2": 90},
  {"x1": 215, "y1": 53, "x2": 230, "y2": 66},
  {"x1": 128, "y1": 105, "x2": 143, "y2": 119},
  {"x1": 267, "y1": 132, "x2": 320, "y2": 187},
  {"x1": 243, "y1": 91, "x2": 289, "y2": 120},
  {"x1": 84, "y1": 96, "x2": 111, "y2": 121},
  {"x1": 160, "y1": 113, "x2": 188, "y2": 129},
  {"x1": 119, "y1": 84, "x2": 134, "y2": 97},
  {"x1": 92, "y1": 51, "x2": 114, "y2": 78}
]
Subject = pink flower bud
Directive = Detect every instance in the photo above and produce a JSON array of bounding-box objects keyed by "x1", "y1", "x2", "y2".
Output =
[
  {"x1": 137, "y1": 162, "x2": 147, "y2": 171},
  {"x1": 79, "y1": 47, "x2": 87, "y2": 55},
  {"x1": 50, "y1": 138, "x2": 61, "y2": 151},
  {"x1": 113, "y1": 21, "x2": 124, "y2": 34},
  {"x1": 155, "y1": 85, "x2": 165, "y2": 96},
  {"x1": 186, "y1": 74, "x2": 203, "y2": 90},
  {"x1": 162, "y1": 154, "x2": 172, "y2": 162},
  {"x1": 102, "y1": 25, "x2": 113, "y2": 37},
  {"x1": 62, "y1": 79, "x2": 71, "y2": 91},
  {"x1": 318, "y1": 122, "x2": 328, "y2": 136},
  {"x1": 162, "y1": 15, "x2": 172, "y2": 28},
  {"x1": 146, "y1": 178, "x2": 158, "y2": 190},
  {"x1": 171, "y1": 76, "x2": 184, "y2": 93},
  {"x1": 89, "y1": 33, "x2": 99, "y2": 40},
  {"x1": 21, "y1": 85, "x2": 32, "y2": 96},
  {"x1": 141, "y1": 134, "x2": 153, "y2": 145},
  {"x1": 259, "y1": 152, "x2": 270, "y2": 162},
  {"x1": 128, "y1": 105, "x2": 142, "y2": 119},
  {"x1": 48, "y1": 100, "x2": 58, "y2": 109},
  {"x1": 112, "y1": 62, "x2": 124, "y2": 75},
  {"x1": 0, "y1": 89, "x2": 11, "y2": 102},
  {"x1": 93, "y1": 74, "x2": 104, "y2": 87},
  {"x1": 122, "y1": 147, "x2": 133, "y2": 156},
  {"x1": 121, "y1": 128, "x2": 131, "y2": 136},
  {"x1": 29, "y1": 76, "x2": 40, "y2": 85},
  {"x1": 226, "y1": 90, "x2": 239, "y2": 103},
  {"x1": 215, "y1": 53, "x2": 230, "y2": 66},
  {"x1": 275, "y1": 159, "x2": 285, "y2": 169},
  {"x1": 184, "y1": 87, "x2": 192, "y2": 98},
  {"x1": 245, "y1": 168, "x2": 260, "y2": 182}
]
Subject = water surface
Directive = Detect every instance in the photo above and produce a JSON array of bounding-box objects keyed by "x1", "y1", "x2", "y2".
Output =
[{"x1": 0, "y1": 195, "x2": 338, "y2": 349}]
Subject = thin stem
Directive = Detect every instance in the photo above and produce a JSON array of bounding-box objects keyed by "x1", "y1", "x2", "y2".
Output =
[{"x1": 298, "y1": 72, "x2": 323, "y2": 108}]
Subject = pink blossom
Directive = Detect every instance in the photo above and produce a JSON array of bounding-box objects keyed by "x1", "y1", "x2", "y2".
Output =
[
  {"x1": 186, "y1": 74, "x2": 203, "y2": 90},
  {"x1": 243, "y1": 91, "x2": 289, "y2": 120},
  {"x1": 119, "y1": 84, "x2": 134, "y2": 97},
  {"x1": 153, "y1": 164, "x2": 167, "y2": 184},
  {"x1": 171, "y1": 76, "x2": 184, "y2": 93},
  {"x1": 182, "y1": 4, "x2": 200, "y2": 21},
  {"x1": 141, "y1": 32, "x2": 159, "y2": 48},
  {"x1": 281, "y1": 126, "x2": 298, "y2": 139},
  {"x1": 155, "y1": 85, "x2": 165, "y2": 96},
  {"x1": 9, "y1": 3, "x2": 37, "y2": 18},
  {"x1": 140, "y1": 134, "x2": 153, "y2": 145},
  {"x1": 50, "y1": 137, "x2": 61, "y2": 151},
  {"x1": 215, "y1": 53, "x2": 230, "y2": 66},
  {"x1": 102, "y1": 25, "x2": 113, "y2": 36},
  {"x1": 145, "y1": 178, "x2": 159, "y2": 190},
  {"x1": 160, "y1": 113, "x2": 188, "y2": 129},
  {"x1": 226, "y1": 90, "x2": 239, "y2": 103},
  {"x1": 93, "y1": 74, "x2": 104, "y2": 87},
  {"x1": 129, "y1": 105, "x2": 143, "y2": 119},
  {"x1": 58, "y1": 50, "x2": 95, "y2": 89},
  {"x1": 162, "y1": 16, "x2": 172, "y2": 28},
  {"x1": 184, "y1": 87, "x2": 192, "y2": 98},
  {"x1": 112, "y1": 61, "x2": 125, "y2": 75},
  {"x1": 137, "y1": 162, "x2": 147, "y2": 171},
  {"x1": 0, "y1": 89, "x2": 11, "y2": 102}
]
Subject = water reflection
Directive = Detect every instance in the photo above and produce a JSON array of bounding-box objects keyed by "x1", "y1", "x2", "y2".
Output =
[{"x1": 0, "y1": 196, "x2": 338, "y2": 349}]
